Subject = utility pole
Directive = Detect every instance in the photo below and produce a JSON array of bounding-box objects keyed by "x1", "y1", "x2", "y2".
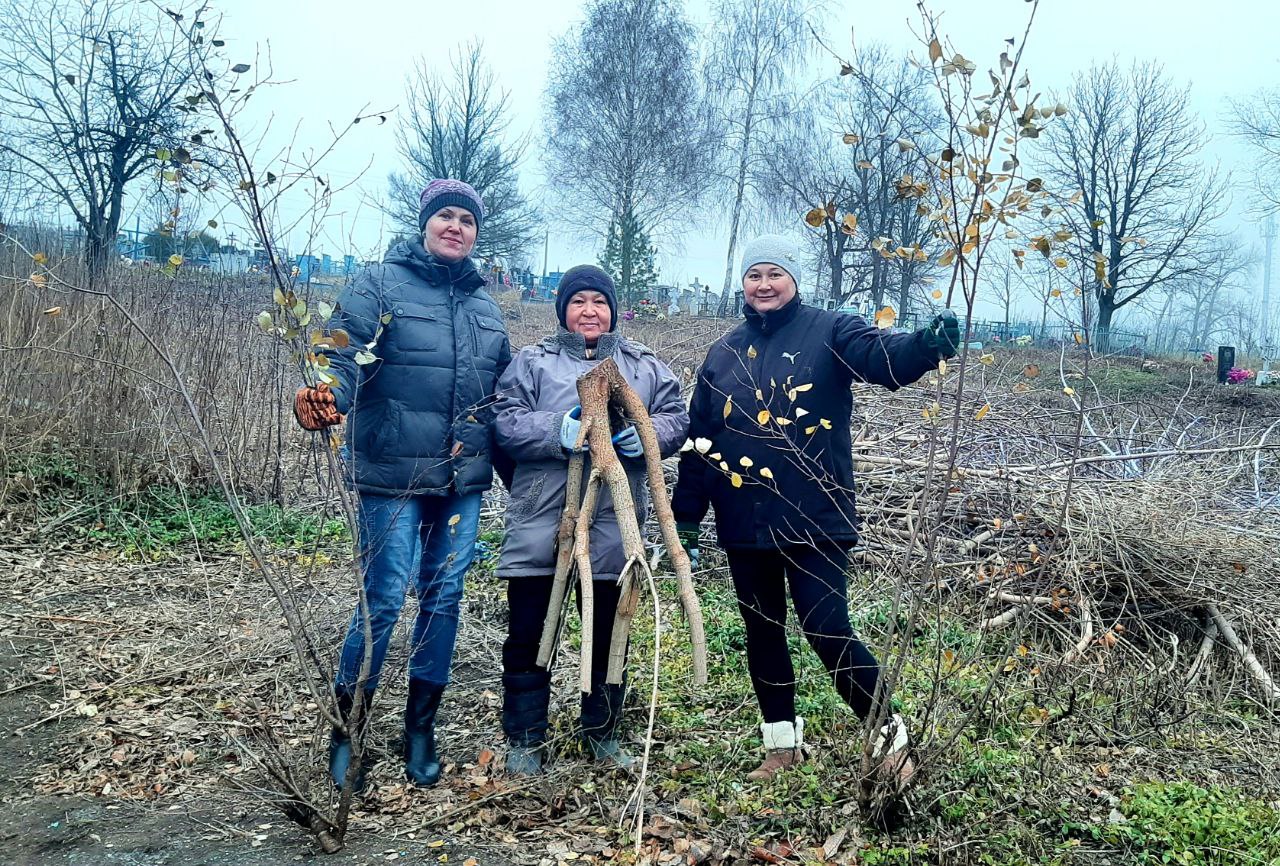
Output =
[
  {"x1": 1263, "y1": 214, "x2": 1275, "y2": 347},
  {"x1": 1260, "y1": 216, "x2": 1276, "y2": 385}
]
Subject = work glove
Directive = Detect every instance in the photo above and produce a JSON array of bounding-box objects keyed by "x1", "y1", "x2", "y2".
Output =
[
  {"x1": 919, "y1": 310, "x2": 961, "y2": 360},
  {"x1": 294, "y1": 383, "x2": 342, "y2": 431},
  {"x1": 676, "y1": 522, "x2": 701, "y2": 568},
  {"x1": 611, "y1": 425, "x2": 643, "y2": 458},
  {"x1": 559, "y1": 406, "x2": 586, "y2": 452}
]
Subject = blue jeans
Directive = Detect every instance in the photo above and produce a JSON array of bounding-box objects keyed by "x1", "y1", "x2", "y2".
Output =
[{"x1": 336, "y1": 490, "x2": 482, "y2": 691}]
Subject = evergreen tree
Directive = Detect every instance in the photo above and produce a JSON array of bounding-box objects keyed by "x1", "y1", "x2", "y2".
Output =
[{"x1": 599, "y1": 210, "x2": 659, "y2": 308}]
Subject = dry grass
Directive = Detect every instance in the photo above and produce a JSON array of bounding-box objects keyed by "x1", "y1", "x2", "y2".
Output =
[{"x1": 4, "y1": 254, "x2": 1280, "y2": 864}]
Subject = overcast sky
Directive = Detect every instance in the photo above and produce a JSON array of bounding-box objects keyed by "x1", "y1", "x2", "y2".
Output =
[{"x1": 203, "y1": 0, "x2": 1278, "y2": 314}]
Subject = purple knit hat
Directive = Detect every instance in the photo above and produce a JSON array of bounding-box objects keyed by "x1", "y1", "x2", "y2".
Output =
[{"x1": 418, "y1": 179, "x2": 485, "y2": 232}]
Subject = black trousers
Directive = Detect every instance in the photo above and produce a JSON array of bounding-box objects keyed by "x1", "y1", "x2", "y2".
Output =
[
  {"x1": 502, "y1": 576, "x2": 626, "y2": 745},
  {"x1": 725, "y1": 543, "x2": 880, "y2": 724},
  {"x1": 503, "y1": 576, "x2": 622, "y2": 678}
]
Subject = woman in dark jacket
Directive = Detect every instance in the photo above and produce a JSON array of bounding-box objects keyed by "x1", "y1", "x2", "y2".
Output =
[
  {"x1": 293, "y1": 179, "x2": 511, "y2": 791},
  {"x1": 492, "y1": 265, "x2": 688, "y2": 774},
  {"x1": 671, "y1": 234, "x2": 958, "y2": 786}
]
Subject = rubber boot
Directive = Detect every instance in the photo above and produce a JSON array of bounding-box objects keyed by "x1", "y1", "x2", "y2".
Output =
[
  {"x1": 502, "y1": 670, "x2": 552, "y2": 776},
  {"x1": 581, "y1": 676, "x2": 634, "y2": 770},
  {"x1": 404, "y1": 678, "x2": 445, "y2": 786},
  {"x1": 329, "y1": 689, "x2": 373, "y2": 792},
  {"x1": 747, "y1": 718, "x2": 806, "y2": 782}
]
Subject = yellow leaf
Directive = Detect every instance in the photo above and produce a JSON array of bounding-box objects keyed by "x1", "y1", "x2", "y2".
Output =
[
  {"x1": 980, "y1": 353, "x2": 995, "y2": 365},
  {"x1": 756, "y1": 410, "x2": 771, "y2": 425},
  {"x1": 804, "y1": 207, "x2": 827, "y2": 228},
  {"x1": 804, "y1": 425, "x2": 818, "y2": 435},
  {"x1": 874, "y1": 306, "x2": 897, "y2": 329},
  {"x1": 932, "y1": 289, "x2": 943, "y2": 300},
  {"x1": 1053, "y1": 257, "x2": 1067, "y2": 268},
  {"x1": 1050, "y1": 288, "x2": 1062, "y2": 298},
  {"x1": 719, "y1": 460, "x2": 729, "y2": 471},
  {"x1": 842, "y1": 132, "x2": 861, "y2": 145},
  {"x1": 938, "y1": 247, "x2": 956, "y2": 267},
  {"x1": 43, "y1": 306, "x2": 62, "y2": 317},
  {"x1": 730, "y1": 472, "x2": 743, "y2": 488},
  {"x1": 1073, "y1": 332, "x2": 1084, "y2": 345},
  {"x1": 840, "y1": 213, "x2": 859, "y2": 235},
  {"x1": 976, "y1": 403, "x2": 991, "y2": 421},
  {"x1": 819, "y1": 418, "x2": 832, "y2": 430},
  {"x1": 755, "y1": 388, "x2": 763, "y2": 400},
  {"x1": 168, "y1": 254, "x2": 184, "y2": 267},
  {"x1": 723, "y1": 396, "x2": 733, "y2": 419},
  {"x1": 760, "y1": 467, "x2": 774, "y2": 479},
  {"x1": 856, "y1": 159, "x2": 874, "y2": 170},
  {"x1": 747, "y1": 344, "x2": 757, "y2": 359},
  {"x1": 1023, "y1": 364, "x2": 1040, "y2": 378},
  {"x1": 428, "y1": 840, "x2": 446, "y2": 848},
  {"x1": 775, "y1": 417, "x2": 792, "y2": 426},
  {"x1": 928, "y1": 37, "x2": 943, "y2": 63},
  {"x1": 793, "y1": 383, "x2": 813, "y2": 394},
  {"x1": 739, "y1": 456, "x2": 753, "y2": 467},
  {"x1": 1063, "y1": 386, "x2": 1075, "y2": 396},
  {"x1": 33, "y1": 252, "x2": 48, "y2": 265},
  {"x1": 938, "y1": 359, "x2": 948, "y2": 375},
  {"x1": 448, "y1": 514, "x2": 460, "y2": 527},
  {"x1": 694, "y1": 437, "x2": 712, "y2": 453}
]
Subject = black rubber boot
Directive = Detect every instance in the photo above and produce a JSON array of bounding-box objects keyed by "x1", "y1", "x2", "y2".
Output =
[
  {"x1": 502, "y1": 670, "x2": 552, "y2": 775},
  {"x1": 329, "y1": 689, "x2": 373, "y2": 792},
  {"x1": 581, "y1": 676, "x2": 633, "y2": 769},
  {"x1": 404, "y1": 679, "x2": 446, "y2": 786}
]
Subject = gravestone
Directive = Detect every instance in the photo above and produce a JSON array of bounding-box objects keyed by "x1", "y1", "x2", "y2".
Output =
[{"x1": 1217, "y1": 346, "x2": 1236, "y2": 384}]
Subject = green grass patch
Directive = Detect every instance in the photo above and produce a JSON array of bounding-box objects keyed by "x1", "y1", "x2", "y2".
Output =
[
  {"x1": 82, "y1": 487, "x2": 349, "y2": 555},
  {"x1": 1104, "y1": 782, "x2": 1280, "y2": 865}
]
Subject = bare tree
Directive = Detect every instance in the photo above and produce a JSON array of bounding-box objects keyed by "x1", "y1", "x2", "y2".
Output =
[
  {"x1": 387, "y1": 42, "x2": 539, "y2": 264},
  {"x1": 1230, "y1": 87, "x2": 1280, "y2": 215},
  {"x1": 543, "y1": 0, "x2": 716, "y2": 297},
  {"x1": 758, "y1": 47, "x2": 944, "y2": 310},
  {"x1": 1161, "y1": 243, "x2": 1255, "y2": 350},
  {"x1": 0, "y1": 0, "x2": 195, "y2": 282},
  {"x1": 705, "y1": 0, "x2": 819, "y2": 314},
  {"x1": 1040, "y1": 62, "x2": 1226, "y2": 350}
]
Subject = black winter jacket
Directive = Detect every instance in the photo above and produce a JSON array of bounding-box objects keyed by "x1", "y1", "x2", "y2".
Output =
[
  {"x1": 320, "y1": 241, "x2": 511, "y2": 496},
  {"x1": 671, "y1": 296, "x2": 939, "y2": 549}
]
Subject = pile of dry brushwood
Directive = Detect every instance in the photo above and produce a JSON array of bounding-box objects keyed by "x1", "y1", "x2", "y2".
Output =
[{"x1": 845, "y1": 380, "x2": 1280, "y2": 706}]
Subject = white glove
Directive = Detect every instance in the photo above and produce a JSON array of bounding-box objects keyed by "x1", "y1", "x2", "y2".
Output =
[{"x1": 559, "y1": 406, "x2": 586, "y2": 452}]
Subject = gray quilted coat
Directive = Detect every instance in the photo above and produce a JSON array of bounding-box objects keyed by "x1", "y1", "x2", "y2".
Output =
[{"x1": 494, "y1": 332, "x2": 689, "y2": 581}]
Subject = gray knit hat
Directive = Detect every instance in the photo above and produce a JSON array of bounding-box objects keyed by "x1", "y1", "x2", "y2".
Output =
[{"x1": 740, "y1": 234, "x2": 803, "y2": 288}]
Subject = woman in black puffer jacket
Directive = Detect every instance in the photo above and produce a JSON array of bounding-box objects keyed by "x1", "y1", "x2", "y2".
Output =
[{"x1": 672, "y1": 234, "x2": 958, "y2": 787}]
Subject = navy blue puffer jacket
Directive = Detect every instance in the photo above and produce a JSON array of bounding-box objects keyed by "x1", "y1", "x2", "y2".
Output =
[{"x1": 320, "y1": 241, "x2": 511, "y2": 496}]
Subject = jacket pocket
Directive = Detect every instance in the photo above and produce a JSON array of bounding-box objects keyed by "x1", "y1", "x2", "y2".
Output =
[
  {"x1": 506, "y1": 471, "x2": 546, "y2": 523},
  {"x1": 468, "y1": 314, "x2": 506, "y2": 360},
  {"x1": 390, "y1": 307, "x2": 442, "y2": 353},
  {"x1": 364, "y1": 400, "x2": 397, "y2": 458}
]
